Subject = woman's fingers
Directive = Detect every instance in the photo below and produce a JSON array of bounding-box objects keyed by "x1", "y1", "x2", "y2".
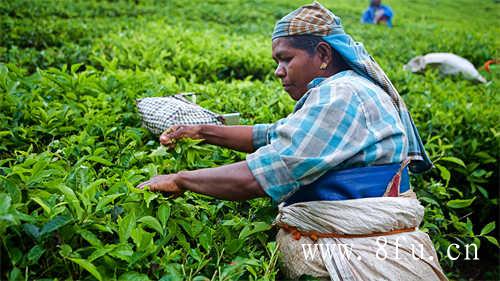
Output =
[
  {"x1": 136, "y1": 176, "x2": 160, "y2": 190},
  {"x1": 136, "y1": 180, "x2": 151, "y2": 189},
  {"x1": 160, "y1": 126, "x2": 185, "y2": 145},
  {"x1": 159, "y1": 127, "x2": 175, "y2": 145},
  {"x1": 136, "y1": 175, "x2": 183, "y2": 195},
  {"x1": 136, "y1": 181, "x2": 160, "y2": 192},
  {"x1": 159, "y1": 134, "x2": 170, "y2": 145}
]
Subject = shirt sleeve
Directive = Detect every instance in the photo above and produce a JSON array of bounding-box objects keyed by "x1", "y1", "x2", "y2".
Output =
[
  {"x1": 252, "y1": 124, "x2": 271, "y2": 149},
  {"x1": 252, "y1": 118, "x2": 290, "y2": 149},
  {"x1": 383, "y1": 6, "x2": 393, "y2": 27},
  {"x1": 246, "y1": 84, "x2": 367, "y2": 202},
  {"x1": 383, "y1": 5, "x2": 393, "y2": 18},
  {"x1": 361, "y1": 8, "x2": 373, "y2": 23}
]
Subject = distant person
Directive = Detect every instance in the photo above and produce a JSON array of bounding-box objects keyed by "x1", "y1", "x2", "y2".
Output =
[{"x1": 361, "y1": 0, "x2": 393, "y2": 27}]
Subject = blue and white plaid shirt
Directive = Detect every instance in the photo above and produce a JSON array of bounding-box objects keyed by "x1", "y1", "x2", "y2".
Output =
[{"x1": 247, "y1": 70, "x2": 408, "y2": 203}]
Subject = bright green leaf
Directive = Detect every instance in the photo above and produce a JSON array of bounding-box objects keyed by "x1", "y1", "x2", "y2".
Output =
[
  {"x1": 87, "y1": 156, "x2": 114, "y2": 166},
  {"x1": 0, "y1": 193, "x2": 11, "y2": 214},
  {"x1": 158, "y1": 204, "x2": 171, "y2": 227},
  {"x1": 68, "y1": 258, "x2": 103, "y2": 281},
  {"x1": 78, "y1": 229, "x2": 103, "y2": 247},
  {"x1": 138, "y1": 216, "x2": 164, "y2": 236},
  {"x1": 88, "y1": 246, "x2": 115, "y2": 262},
  {"x1": 484, "y1": 236, "x2": 499, "y2": 247},
  {"x1": 440, "y1": 156, "x2": 466, "y2": 167},
  {"x1": 447, "y1": 197, "x2": 475, "y2": 209},
  {"x1": 480, "y1": 222, "x2": 496, "y2": 236},
  {"x1": 118, "y1": 212, "x2": 136, "y2": 243},
  {"x1": 119, "y1": 272, "x2": 151, "y2": 281},
  {"x1": 143, "y1": 191, "x2": 158, "y2": 208},
  {"x1": 110, "y1": 244, "x2": 134, "y2": 262},
  {"x1": 239, "y1": 222, "x2": 271, "y2": 239}
]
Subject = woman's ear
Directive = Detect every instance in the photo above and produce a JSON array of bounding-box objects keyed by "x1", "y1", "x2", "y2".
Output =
[{"x1": 315, "y1": 42, "x2": 333, "y2": 65}]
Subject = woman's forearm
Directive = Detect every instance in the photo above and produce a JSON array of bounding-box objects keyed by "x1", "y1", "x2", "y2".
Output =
[
  {"x1": 198, "y1": 125, "x2": 255, "y2": 153},
  {"x1": 176, "y1": 161, "x2": 267, "y2": 201}
]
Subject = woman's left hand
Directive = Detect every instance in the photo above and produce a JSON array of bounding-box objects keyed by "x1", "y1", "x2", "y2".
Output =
[{"x1": 136, "y1": 174, "x2": 185, "y2": 197}]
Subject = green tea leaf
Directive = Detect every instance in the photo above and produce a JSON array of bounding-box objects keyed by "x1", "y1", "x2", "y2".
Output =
[
  {"x1": 40, "y1": 215, "x2": 72, "y2": 236},
  {"x1": 131, "y1": 226, "x2": 156, "y2": 250},
  {"x1": 143, "y1": 191, "x2": 158, "y2": 208},
  {"x1": 0, "y1": 193, "x2": 11, "y2": 214},
  {"x1": 226, "y1": 239, "x2": 244, "y2": 255},
  {"x1": 27, "y1": 245, "x2": 45, "y2": 264},
  {"x1": 59, "y1": 244, "x2": 72, "y2": 257},
  {"x1": 118, "y1": 211, "x2": 136, "y2": 243},
  {"x1": 68, "y1": 258, "x2": 103, "y2": 281},
  {"x1": 54, "y1": 184, "x2": 83, "y2": 220},
  {"x1": 435, "y1": 164, "x2": 450, "y2": 185},
  {"x1": 110, "y1": 244, "x2": 134, "y2": 262},
  {"x1": 119, "y1": 272, "x2": 151, "y2": 281},
  {"x1": 78, "y1": 229, "x2": 103, "y2": 247},
  {"x1": 138, "y1": 216, "x2": 164, "y2": 236},
  {"x1": 239, "y1": 222, "x2": 271, "y2": 239},
  {"x1": 480, "y1": 222, "x2": 496, "y2": 236},
  {"x1": 22, "y1": 224, "x2": 40, "y2": 240},
  {"x1": 95, "y1": 193, "x2": 124, "y2": 213},
  {"x1": 440, "y1": 156, "x2": 466, "y2": 167},
  {"x1": 158, "y1": 204, "x2": 171, "y2": 227},
  {"x1": 199, "y1": 231, "x2": 212, "y2": 252},
  {"x1": 31, "y1": 197, "x2": 51, "y2": 215},
  {"x1": 87, "y1": 156, "x2": 114, "y2": 166},
  {"x1": 484, "y1": 236, "x2": 499, "y2": 247},
  {"x1": 8, "y1": 267, "x2": 21, "y2": 281},
  {"x1": 447, "y1": 197, "x2": 476, "y2": 209},
  {"x1": 88, "y1": 246, "x2": 115, "y2": 262}
]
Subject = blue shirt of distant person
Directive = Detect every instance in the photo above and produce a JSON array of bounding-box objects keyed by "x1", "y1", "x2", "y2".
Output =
[{"x1": 361, "y1": 0, "x2": 393, "y2": 27}]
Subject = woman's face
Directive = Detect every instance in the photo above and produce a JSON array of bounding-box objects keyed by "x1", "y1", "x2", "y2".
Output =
[{"x1": 272, "y1": 38, "x2": 322, "y2": 100}]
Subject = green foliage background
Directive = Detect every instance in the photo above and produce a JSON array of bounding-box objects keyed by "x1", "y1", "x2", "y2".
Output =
[{"x1": 0, "y1": 0, "x2": 499, "y2": 280}]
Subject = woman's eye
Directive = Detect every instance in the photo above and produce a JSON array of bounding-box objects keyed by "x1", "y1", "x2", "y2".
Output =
[{"x1": 273, "y1": 55, "x2": 292, "y2": 65}]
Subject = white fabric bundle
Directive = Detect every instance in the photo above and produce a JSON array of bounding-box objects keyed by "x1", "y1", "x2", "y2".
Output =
[
  {"x1": 275, "y1": 191, "x2": 448, "y2": 281},
  {"x1": 404, "y1": 53, "x2": 487, "y2": 83}
]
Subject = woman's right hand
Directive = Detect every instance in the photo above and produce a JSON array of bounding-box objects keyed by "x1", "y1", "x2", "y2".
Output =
[{"x1": 159, "y1": 125, "x2": 202, "y2": 146}]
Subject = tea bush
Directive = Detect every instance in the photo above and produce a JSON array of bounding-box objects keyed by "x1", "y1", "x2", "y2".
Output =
[{"x1": 1, "y1": 0, "x2": 499, "y2": 280}]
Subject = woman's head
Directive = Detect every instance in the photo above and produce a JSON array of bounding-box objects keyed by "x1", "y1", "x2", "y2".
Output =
[
  {"x1": 271, "y1": 2, "x2": 349, "y2": 100},
  {"x1": 272, "y1": 35, "x2": 349, "y2": 100}
]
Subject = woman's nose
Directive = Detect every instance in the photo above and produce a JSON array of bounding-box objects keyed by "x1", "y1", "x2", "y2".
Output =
[{"x1": 274, "y1": 64, "x2": 286, "y2": 78}]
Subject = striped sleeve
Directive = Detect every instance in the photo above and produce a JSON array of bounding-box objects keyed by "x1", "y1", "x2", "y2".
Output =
[{"x1": 252, "y1": 124, "x2": 271, "y2": 149}]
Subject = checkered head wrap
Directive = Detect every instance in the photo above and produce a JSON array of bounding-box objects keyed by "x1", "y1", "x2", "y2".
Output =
[{"x1": 272, "y1": 2, "x2": 432, "y2": 173}]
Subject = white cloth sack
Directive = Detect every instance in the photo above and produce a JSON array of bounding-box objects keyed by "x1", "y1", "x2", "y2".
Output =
[
  {"x1": 404, "y1": 53, "x2": 486, "y2": 83},
  {"x1": 136, "y1": 94, "x2": 223, "y2": 135},
  {"x1": 275, "y1": 191, "x2": 448, "y2": 281}
]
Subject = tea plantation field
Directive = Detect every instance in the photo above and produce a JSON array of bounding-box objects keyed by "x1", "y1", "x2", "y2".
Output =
[{"x1": 0, "y1": 0, "x2": 499, "y2": 280}]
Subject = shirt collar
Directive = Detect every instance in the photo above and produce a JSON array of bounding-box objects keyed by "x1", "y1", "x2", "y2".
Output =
[
  {"x1": 295, "y1": 70, "x2": 354, "y2": 112},
  {"x1": 307, "y1": 77, "x2": 327, "y2": 90},
  {"x1": 306, "y1": 70, "x2": 354, "y2": 90}
]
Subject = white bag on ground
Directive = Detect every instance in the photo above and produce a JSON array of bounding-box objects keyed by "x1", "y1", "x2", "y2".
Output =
[
  {"x1": 275, "y1": 191, "x2": 448, "y2": 281},
  {"x1": 404, "y1": 52, "x2": 487, "y2": 83}
]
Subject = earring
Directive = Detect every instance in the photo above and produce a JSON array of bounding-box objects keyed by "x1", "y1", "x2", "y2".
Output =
[{"x1": 320, "y1": 62, "x2": 327, "y2": 70}]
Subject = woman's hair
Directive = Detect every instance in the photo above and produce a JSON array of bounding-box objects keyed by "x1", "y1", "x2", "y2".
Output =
[
  {"x1": 285, "y1": 35, "x2": 350, "y2": 69},
  {"x1": 285, "y1": 35, "x2": 324, "y2": 55}
]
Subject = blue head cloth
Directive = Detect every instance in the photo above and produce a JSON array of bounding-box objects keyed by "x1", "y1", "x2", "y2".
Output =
[{"x1": 272, "y1": 2, "x2": 432, "y2": 173}]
